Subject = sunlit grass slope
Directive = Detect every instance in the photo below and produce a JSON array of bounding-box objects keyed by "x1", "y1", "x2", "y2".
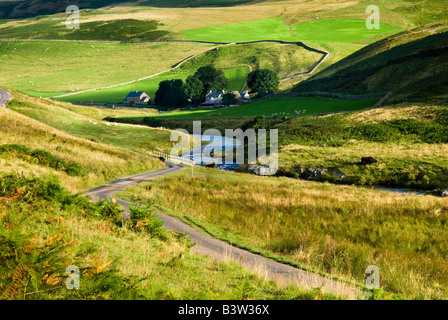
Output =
[
  {"x1": 7, "y1": 92, "x2": 178, "y2": 157},
  {"x1": 0, "y1": 94, "x2": 166, "y2": 192},
  {"x1": 119, "y1": 166, "x2": 448, "y2": 300}
]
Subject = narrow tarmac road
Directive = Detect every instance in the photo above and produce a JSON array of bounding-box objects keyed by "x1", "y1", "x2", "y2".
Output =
[
  {"x1": 87, "y1": 162, "x2": 362, "y2": 299},
  {"x1": 0, "y1": 88, "x2": 11, "y2": 108}
]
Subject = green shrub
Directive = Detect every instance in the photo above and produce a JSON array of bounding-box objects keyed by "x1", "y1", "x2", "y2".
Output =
[
  {"x1": 128, "y1": 206, "x2": 170, "y2": 241},
  {"x1": 0, "y1": 144, "x2": 87, "y2": 176},
  {"x1": 0, "y1": 173, "x2": 149, "y2": 299},
  {"x1": 0, "y1": 173, "x2": 85, "y2": 208}
]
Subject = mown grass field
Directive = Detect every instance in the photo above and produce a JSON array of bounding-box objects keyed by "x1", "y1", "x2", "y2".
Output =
[
  {"x1": 183, "y1": 17, "x2": 401, "y2": 43},
  {"x1": 118, "y1": 166, "x2": 448, "y2": 300},
  {"x1": 118, "y1": 97, "x2": 378, "y2": 120}
]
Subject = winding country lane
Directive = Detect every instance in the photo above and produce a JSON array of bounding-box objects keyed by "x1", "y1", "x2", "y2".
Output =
[
  {"x1": 87, "y1": 162, "x2": 362, "y2": 300},
  {"x1": 0, "y1": 88, "x2": 11, "y2": 108}
]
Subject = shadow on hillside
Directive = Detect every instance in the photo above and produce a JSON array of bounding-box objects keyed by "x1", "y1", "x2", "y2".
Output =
[
  {"x1": 137, "y1": 0, "x2": 259, "y2": 8},
  {"x1": 0, "y1": 0, "x2": 262, "y2": 19},
  {"x1": 0, "y1": 0, "x2": 134, "y2": 19}
]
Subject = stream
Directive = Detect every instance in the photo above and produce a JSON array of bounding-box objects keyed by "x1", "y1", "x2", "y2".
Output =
[{"x1": 182, "y1": 134, "x2": 436, "y2": 196}]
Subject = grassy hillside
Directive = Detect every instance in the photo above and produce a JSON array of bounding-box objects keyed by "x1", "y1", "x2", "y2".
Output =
[
  {"x1": 293, "y1": 28, "x2": 448, "y2": 103},
  {"x1": 51, "y1": 66, "x2": 247, "y2": 104},
  {"x1": 49, "y1": 40, "x2": 325, "y2": 104},
  {"x1": 179, "y1": 42, "x2": 324, "y2": 79},
  {"x1": 6, "y1": 92, "x2": 179, "y2": 156},
  {"x1": 0, "y1": 18, "x2": 173, "y2": 41},
  {"x1": 0, "y1": 91, "x2": 344, "y2": 300},
  {"x1": 0, "y1": 41, "x2": 212, "y2": 93},
  {"x1": 0, "y1": 162, "x2": 341, "y2": 300},
  {"x1": 0, "y1": 107, "x2": 166, "y2": 194},
  {"x1": 119, "y1": 166, "x2": 448, "y2": 300},
  {"x1": 0, "y1": 1, "x2": 136, "y2": 18},
  {"x1": 268, "y1": 104, "x2": 448, "y2": 191}
]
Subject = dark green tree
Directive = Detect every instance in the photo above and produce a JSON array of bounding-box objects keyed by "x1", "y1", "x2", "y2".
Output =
[
  {"x1": 184, "y1": 75, "x2": 204, "y2": 104},
  {"x1": 194, "y1": 65, "x2": 229, "y2": 96},
  {"x1": 247, "y1": 69, "x2": 279, "y2": 94},
  {"x1": 154, "y1": 79, "x2": 187, "y2": 107},
  {"x1": 222, "y1": 92, "x2": 237, "y2": 106}
]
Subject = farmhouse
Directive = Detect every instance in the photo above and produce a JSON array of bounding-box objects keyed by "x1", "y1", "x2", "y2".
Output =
[
  {"x1": 233, "y1": 91, "x2": 250, "y2": 104},
  {"x1": 199, "y1": 90, "x2": 250, "y2": 108},
  {"x1": 124, "y1": 91, "x2": 151, "y2": 104},
  {"x1": 199, "y1": 90, "x2": 224, "y2": 108}
]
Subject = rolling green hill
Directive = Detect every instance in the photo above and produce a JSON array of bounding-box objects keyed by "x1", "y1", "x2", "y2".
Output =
[
  {"x1": 0, "y1": 40, "x2": 212, "y2": 93},
  {"x1": 179, "y1": 42, "x2": 324, "y2": 79},
  {"x1": 0, "y1": 92, "x2": 338, "y2": 300},
  {"x1": 293, "y1": 28, "x2": 448, "y2": 103},
  {"x1": 50, "y1": 66, "x2": 247, "y2": 104},
  {"x1": 7, "y1": 92, "x2": 180, "y2": 155},
  {"x1": 0, "y1": 18, "x2": 173, "y2": 41}
]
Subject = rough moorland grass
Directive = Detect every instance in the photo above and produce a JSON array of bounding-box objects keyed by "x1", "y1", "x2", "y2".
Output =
[
  {"x1": 294, "y1": 29, "x2": 448, "y2": 102},
  {"x1": 0, "y1": 93, "x2": 169, "y2": 192},
  {"x1": 118, "y1": 167, "x2": 448, "y2": 300},
  {"x1": 0, "y1": 173, "x2": 341, "y2": 300},
  {"x1": 0, "y1": 40, "x2": 212, "y2": 93},
  {"x1": 0, "y1": 144, "x2": 87, "y2": 177},
  {"x1": 50, "y1": 104, "x2": 159, "y2": 121},
  {"x1": 272, "y1": 104, "x2": 448, "y2": 190},
  {"x1": 118, "y1": 97, "x2": 378, "y2": 120}
]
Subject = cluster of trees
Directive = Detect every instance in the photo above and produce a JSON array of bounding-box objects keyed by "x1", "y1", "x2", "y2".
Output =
[
  {"x1": 155, "y1": 65, "x2": 228, "y2": 107},
  {"x1": 247, "y1": 69, "x2": 279, "y2": 94},
  {"x1": 154, "y1": 65, "x2": 279, "y2": 107}
]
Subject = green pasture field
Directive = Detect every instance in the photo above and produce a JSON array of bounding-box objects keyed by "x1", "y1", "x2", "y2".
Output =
[
  {"x1": 119, "y1": 97, "x2": 378, "y2": 120},
  {"x1": 0, "y1": 40, "x2": 212, "y2": 93},
  {"x1": 183, "y1": 17, "x2": 401, "y2": 43},
  {"x1": 7, "y1": 92, "x2": 177, "y2": 154},
  {"x1": 50, "y1": 66, "x2": 248, "y2": 104}
]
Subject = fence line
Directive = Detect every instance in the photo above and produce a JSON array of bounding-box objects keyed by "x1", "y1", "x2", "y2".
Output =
[{"x1": 150, "y1": 149, "x2": 194, "y2": 167}]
